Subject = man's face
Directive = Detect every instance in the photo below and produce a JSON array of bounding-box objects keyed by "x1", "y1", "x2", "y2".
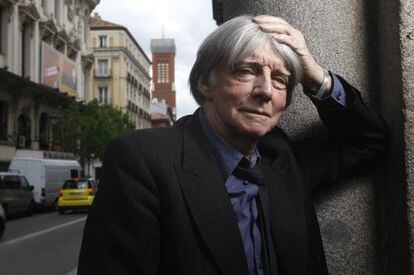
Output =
[{"x1": 202, "y1": 43, "x2": 290, "y2": 141}]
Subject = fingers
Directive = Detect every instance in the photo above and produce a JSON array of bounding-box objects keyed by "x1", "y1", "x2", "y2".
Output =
[
  {"x1": 253, "y1": 15, "x2": 289, "y2": 25},
  {"x1": 253, "y1": 15, "x2": 299, "y2": 42},
  {"x1": 258, "y1": 22, "x2": 292, "y2": 35},
  {"x1": 269, "y1": 33, "x2": 292, "y2": 47},
  {"x1": 253, "y1": 16, "x2": 306, "y2": 53},
  {"x1": 252, "y1": 15, "x2": 323, "y2": 90}
]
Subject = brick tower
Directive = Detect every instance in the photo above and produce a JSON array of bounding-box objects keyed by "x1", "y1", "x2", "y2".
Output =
[{"x1": 151, "y1": 38, "x2": 176, "y2": 121}]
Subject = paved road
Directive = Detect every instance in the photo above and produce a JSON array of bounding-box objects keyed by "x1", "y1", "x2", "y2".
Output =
[{"x1": 0, "y1": 211, "x2": 87, "y2": 275}]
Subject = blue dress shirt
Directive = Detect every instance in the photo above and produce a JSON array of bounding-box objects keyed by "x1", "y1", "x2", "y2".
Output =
[
  {"x1": 199, "y1": 110, "x2": 265, "y2": 275},
  {"x1": 198, "y1": 73, "x2": 348, "y2": 275}
]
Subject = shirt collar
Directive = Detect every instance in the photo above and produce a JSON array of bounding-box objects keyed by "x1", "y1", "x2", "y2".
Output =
[{"x1": 198, "y1": 109, "x2": 260, "y2": 179}]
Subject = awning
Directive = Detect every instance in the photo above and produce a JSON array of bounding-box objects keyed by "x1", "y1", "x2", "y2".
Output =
[{"x1": 0, "y1": 68, "x2": 75, "y2": 105}]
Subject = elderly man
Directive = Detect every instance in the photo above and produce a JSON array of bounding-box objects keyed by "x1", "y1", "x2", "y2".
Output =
[{"x1": 78, "y1": 15, "x2": 387, "y2": 275}]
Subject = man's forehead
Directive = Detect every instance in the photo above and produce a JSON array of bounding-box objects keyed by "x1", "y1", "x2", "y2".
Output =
[{"x1": 241, "y1": 46, "x2": 290, "y2": 75}]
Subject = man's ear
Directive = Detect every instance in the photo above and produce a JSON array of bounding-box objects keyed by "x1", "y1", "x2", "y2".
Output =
[{"x1": 198, "y1": 79, "x2": 213, "y2": 100}]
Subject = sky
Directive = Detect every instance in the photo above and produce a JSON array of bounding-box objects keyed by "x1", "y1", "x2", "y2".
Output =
[{"x1": 92, "y1": 0, "x2": 218, "y2": 119}]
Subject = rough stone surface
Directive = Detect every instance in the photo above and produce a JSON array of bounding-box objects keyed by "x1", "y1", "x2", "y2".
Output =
[
  {"x1": 314, "y1": 176, "x2": 378, "y2": 274},
  {"x1": 221, "y1": 0, "x2": 386, "y2": 273},
  {"x1": 377, "y1": 0, "x2": 412, "y2": 273},
  {"x1": 399, "y1": 0, "x2": 414, "y2": 272}
]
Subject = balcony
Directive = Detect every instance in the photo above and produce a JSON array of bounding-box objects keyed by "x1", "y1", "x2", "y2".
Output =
[{"x1": 95, "y1": 67, "x2": 111, "y2": 78}]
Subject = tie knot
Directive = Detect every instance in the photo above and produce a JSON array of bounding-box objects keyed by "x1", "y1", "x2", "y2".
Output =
[{"x1": 232, "y1": 160, "x2": 266, "y2": 186}]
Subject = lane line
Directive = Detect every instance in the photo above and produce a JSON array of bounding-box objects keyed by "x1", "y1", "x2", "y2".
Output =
[
  {"x1": 0, "y1": 217, "x2": 87, "y2": 246},
  {"x1": 66, "y1": 267, "x2": 77, "y2": 275}
]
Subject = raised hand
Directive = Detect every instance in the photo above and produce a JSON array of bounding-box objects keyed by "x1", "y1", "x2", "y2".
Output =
[{"x1": 253, "y1": 15, "x2": 331, "y2": 92}]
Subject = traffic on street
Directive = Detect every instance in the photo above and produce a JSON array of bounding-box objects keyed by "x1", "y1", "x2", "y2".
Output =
[{"x1": 0, "y1": 211, "x2": 87, "y2": 275}]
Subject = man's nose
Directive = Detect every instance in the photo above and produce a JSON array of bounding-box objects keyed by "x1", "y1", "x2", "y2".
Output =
[{"x1": 254, "y1": 68, "x2": 273, "y2": 100}]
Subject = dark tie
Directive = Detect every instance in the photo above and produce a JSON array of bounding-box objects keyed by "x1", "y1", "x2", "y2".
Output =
[{"x1": 232, "y1": 158, "x2": 266, "y2": 186}]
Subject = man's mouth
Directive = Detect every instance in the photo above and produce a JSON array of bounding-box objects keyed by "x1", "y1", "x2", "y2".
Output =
[{"x1": 239, "y1": 108, "x2": 271, "y2": 118}]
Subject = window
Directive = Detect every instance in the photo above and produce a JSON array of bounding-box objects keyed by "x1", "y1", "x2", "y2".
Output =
[
  {"x1": 42, "y1": 0, "x2": 48, "y2": 12},
  {"x1": 83, "y1": 18, "x2": 88, "y2": 44},
  {"x1": 1, "y1": 175, "x2": 20, "y2": 190},
  {"x1": 98, "y1": 87, "x2": 108, "y2": 104},
  {"x1": 0, "y1": 8, "x2": 3, "y2": 54},
  {"x1": 67, "y1": 0, "x2": 74, "y2": 22},
  {"x1": 39, "y1": 113, "x2": 49, "y2": 150},
  {"x1": 68, "y1": 50, "x2": 77, "y2": 61},
  {"x1": 20, "y1": 177, "x2": 29, "y2": 189},
  {"x1": 55, "y1": 42, "x2": 64, "y2": 53},
  {"x1": 0, "y1": 101, "x2": 8, "y2": 141},
  {"x1": 0, "y1": 7, "x2": 9, "y2": 58},
  {"x1": 157, "y1": 61, "x2": 169, "y2": 83},
  {"x1": 99, "y1": 35, "x2": 107, "y2": 48},
  {"x1": 55, "y1": 0, "x2": 62, "y2": 24},
  {"x1": 63, "y1": 180, "x2": 91, "y2": 189},
  {"x1": 97, "y1": 59, "x2": 109, "y2": 76},
  {"x1": 70, "y1": 169, "x2": 79, "y2": 178},
  {"x1": 21, "y1": 23, "x2": 30, "y2": 78}
]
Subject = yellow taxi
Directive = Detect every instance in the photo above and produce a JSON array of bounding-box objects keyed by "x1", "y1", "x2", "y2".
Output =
[{"x1": 57, "y1": 178, "x2": 97, "y2": 215}]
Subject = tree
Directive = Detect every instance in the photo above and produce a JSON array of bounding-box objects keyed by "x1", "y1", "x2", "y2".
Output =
[{"x1": 57, "y1": 99, "x2": 135, "y2": 170}]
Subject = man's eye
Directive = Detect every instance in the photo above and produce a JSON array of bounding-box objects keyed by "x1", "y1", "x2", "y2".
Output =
[
  {"x1": 233, "y1": 68, "x2": 254, "y2": 77},
  {"x1": 272, "y1": 78, "x2": 288, "y2": 89}
]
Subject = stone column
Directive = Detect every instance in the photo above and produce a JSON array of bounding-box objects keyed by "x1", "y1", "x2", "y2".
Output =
[
  {"x1": 377, "y1": 0, "x2": 414, "y2": 273},
  {"x1": 213, "y1": 0, "x2": 402, "y2": 273}
]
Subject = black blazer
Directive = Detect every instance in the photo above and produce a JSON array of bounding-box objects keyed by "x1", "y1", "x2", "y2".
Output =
[{"x1": 78, "y1": 78, "x2": 387, "y2": 275}]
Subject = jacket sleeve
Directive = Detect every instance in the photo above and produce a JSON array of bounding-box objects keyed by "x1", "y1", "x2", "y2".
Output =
[
  {"x1": 292, "y1": 75, "x2": 388, "y2": 192},
  {"x1": 78, "y1": 135, "x2": 161, "y2": 275}
]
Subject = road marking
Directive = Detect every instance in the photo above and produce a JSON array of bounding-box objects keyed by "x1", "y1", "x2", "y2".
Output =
[
  {"x1": 66, "y1": 267, "x2": 77, "y2": 275},
  {"x1": 0, "y1": 217, "x2": 87, "y2": 246}
]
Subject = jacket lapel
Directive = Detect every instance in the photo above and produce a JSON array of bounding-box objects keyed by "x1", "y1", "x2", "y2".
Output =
[
  {"x1": 259, "y1": 142, "x2": 308, "y2": 274},
  {"x1": 174, "y1": 113, "x2": 249, "y2": 275}
]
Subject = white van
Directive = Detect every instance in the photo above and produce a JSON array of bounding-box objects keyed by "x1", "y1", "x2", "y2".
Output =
[{"x1": 9, "y1": 150, "x2": 81, "y2": 209}]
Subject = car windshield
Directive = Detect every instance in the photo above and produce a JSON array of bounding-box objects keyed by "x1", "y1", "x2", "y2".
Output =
[
  {"x1": 0, "y1": 175, "x2": 21, "y2": 189},
  {"x1": 63, "y1": 180, "x2": 90, "y2": 189}
]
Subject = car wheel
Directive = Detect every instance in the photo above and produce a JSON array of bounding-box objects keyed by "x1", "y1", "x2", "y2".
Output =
[
  {"x1": 2, "y1": 205, "x2": 8, "y2": 220},
  {"x1": 52, "y1": 199, "x2": 59, "y2": 212},
  {"x1": 58, "y1": 208, "x2": 65, "y2": 215},
  {"x1": 26, "y1": 200, "x2": 35, "y2": 216},
  {"x1": 0, "y1": 220, "x2": 4, "y2": 240},
  {"x1": 0, "y1": 205, "x2": 5, "y2": 239}
]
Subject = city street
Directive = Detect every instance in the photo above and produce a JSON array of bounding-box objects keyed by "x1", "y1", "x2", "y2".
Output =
[{"x1": 0, "y1": 211, "x2": 87, "y2": 275}]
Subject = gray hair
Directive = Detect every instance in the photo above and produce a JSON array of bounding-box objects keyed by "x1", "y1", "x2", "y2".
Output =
[{"x1": 189, "y1": 15, "x2": 303, "y2": 106}]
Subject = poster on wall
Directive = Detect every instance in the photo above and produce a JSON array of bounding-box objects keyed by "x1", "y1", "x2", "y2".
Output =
[{"x1": 41, "y1": 41, "x2": 78, "y2": 97}]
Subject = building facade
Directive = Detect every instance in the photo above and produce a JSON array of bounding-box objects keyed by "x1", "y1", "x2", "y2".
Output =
[
  {"x1": 90, "y1": 13, "x2": 151, "y2": 129},
  {"x1": 0, "y1": 0, "x2": 99, "y2": 170},
  {"x1": 150, "y1": 38, "x2": 176, "y2": 122}
]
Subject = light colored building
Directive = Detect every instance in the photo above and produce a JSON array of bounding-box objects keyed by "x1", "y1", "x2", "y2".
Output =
[
  {"x1": 0, "y1": 0, "x2": 99, "y2": 170},
  {"x1": 90, "y1": 13, "x2": 152, "y2": 129}
]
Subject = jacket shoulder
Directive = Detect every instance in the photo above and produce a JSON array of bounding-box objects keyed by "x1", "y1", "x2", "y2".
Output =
[
  {"x1": 258, "y1": 126, "x2": 292, "y2": 160},
  {"x1": 104, "y1": 114, "x2": 194, "y2": 160}
]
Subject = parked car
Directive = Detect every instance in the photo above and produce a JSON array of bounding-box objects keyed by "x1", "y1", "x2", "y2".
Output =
[
  {"x1": 0, "y1": 204, "x2": 5, "y2": 239},
  {"x1": 57, "y1": 178, "x2": 96, "y2": 215},
  {"x1": 0, "y1": 172, "x2": 35, "y2": 217},
  {"x1": 9, "y1": 150, "x2": 81, "y2": 210}
]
